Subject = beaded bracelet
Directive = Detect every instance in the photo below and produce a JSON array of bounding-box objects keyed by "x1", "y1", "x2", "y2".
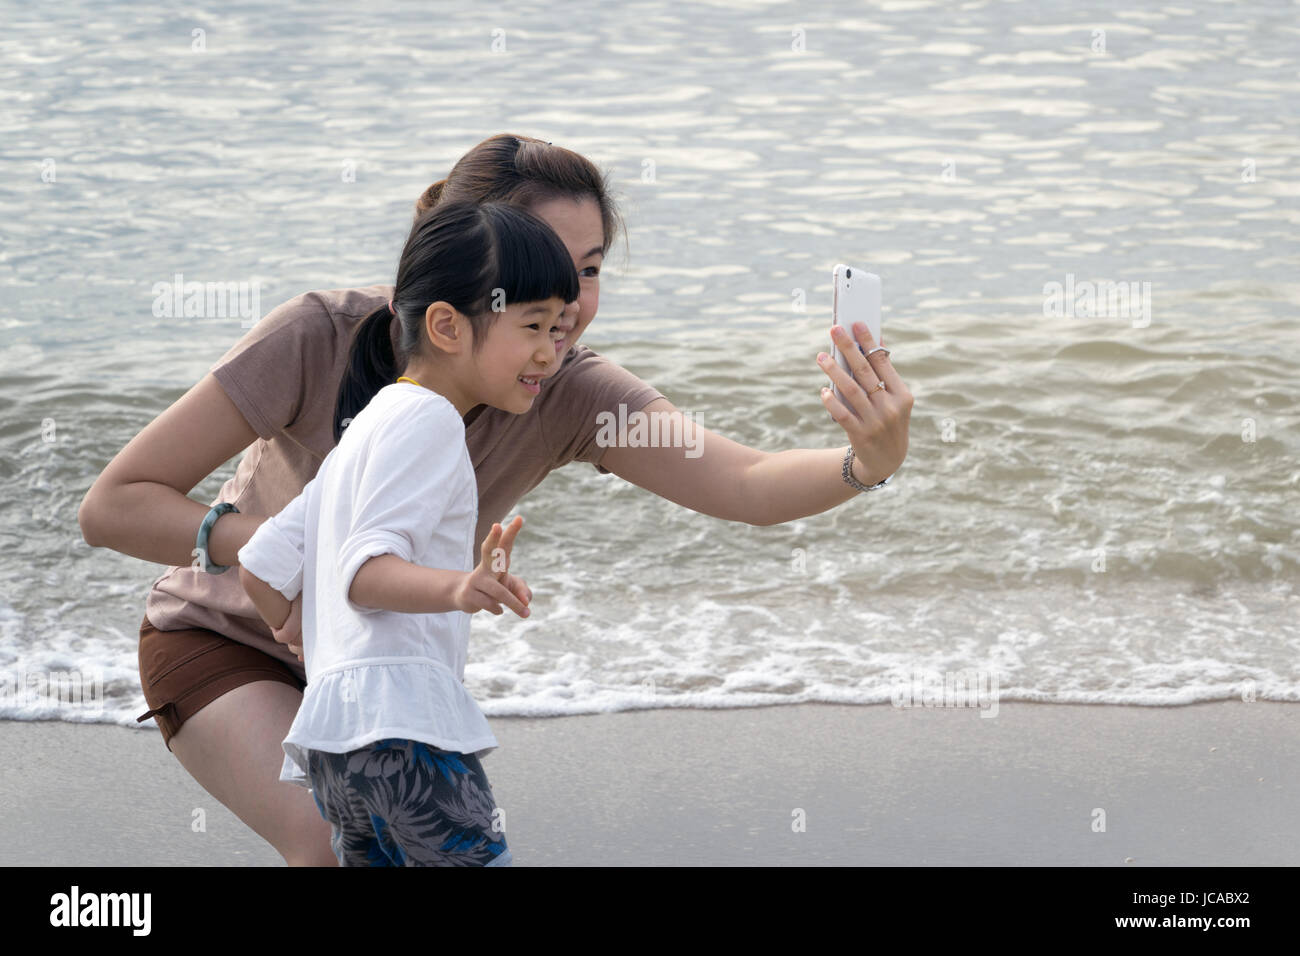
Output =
[{"x1": 842, "y1": 447, "x2": 891, "y2": 493}]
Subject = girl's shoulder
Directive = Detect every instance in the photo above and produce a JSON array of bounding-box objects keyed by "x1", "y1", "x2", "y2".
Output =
[
  {"x1": 339, "y1": 386, "x2": 471, "y2": 491},
  {"x1": 388, "y1": 381, "x2": 462, "y2": 416},
  {"x1": 353, "y1": 383, "x2": 465, "y2": 443}
]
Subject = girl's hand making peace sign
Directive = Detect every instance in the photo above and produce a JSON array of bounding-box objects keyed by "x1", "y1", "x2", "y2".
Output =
[{"x1": 454, "y1": 516, "x2": 533, "y2": 618}]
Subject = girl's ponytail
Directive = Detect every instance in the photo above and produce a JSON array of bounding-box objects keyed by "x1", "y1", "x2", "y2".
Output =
[{"x1": 333, "y1": 305, "x2": 396, "y2": 444}]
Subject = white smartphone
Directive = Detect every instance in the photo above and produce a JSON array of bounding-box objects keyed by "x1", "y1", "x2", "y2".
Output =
[{"x1": 831, "y1": 263, "x2": 882, "y2": 407}]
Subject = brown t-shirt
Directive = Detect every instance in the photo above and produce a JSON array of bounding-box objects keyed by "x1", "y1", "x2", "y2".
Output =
[{"x1": 145, "y1": 284, "x2": 665, "y2": 677}]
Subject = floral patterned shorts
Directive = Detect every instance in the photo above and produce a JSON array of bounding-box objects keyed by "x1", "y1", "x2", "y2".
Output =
[{"x1": 305, "y1": 738, "x2": 512, "y2": 867}]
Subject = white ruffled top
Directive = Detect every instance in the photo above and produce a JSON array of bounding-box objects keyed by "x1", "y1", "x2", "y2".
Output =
[{"x1": 237, "y1": 383, "x2": 497, "y2": 788}]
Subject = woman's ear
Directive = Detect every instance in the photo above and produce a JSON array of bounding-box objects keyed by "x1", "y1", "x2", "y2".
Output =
[{"x1": 424, "y1": 302, "x2": 467, "y2": 354}]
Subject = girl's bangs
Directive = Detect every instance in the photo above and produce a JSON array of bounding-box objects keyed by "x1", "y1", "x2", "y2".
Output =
[{"x1": 486, "y1": 217, "x2": 581, "y2": 310}]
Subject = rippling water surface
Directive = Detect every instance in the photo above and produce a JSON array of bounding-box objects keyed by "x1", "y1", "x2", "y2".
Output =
[{"x1": 2, "y1": 1, "x2": 1298, "y2": 727}]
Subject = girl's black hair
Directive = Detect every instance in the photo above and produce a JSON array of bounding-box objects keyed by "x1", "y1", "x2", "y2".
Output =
[{"x1": 333, "y1": 200, "x2": 579, "y2": 443}]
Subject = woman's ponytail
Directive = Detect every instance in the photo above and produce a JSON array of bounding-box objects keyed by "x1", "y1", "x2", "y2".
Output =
[
  {"x1": 333, "y1": 305, "x2": 396, "y2": 445},
  {"x1": 414, "y1": 132, "x2": 625, "y2": 270},
  {"x1": 415, "y1": 178, "x2": 448, "y2": 217}
]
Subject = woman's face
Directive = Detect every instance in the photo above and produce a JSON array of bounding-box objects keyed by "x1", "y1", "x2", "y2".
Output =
[{"x1": 527, "y1": 196, "x2": 604, "y2": 365}]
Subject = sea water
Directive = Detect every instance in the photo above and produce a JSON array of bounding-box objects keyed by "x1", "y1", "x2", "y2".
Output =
[{"x1": 1, "y1": 0, "x2": 1297, "y2": 727}]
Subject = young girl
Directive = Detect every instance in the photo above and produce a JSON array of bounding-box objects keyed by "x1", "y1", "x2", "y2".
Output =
[{"x1": 234, "y1": 199, "x2": 579, "y2": 866}]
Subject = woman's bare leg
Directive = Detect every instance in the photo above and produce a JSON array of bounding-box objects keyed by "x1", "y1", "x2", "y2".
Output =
[{"x1": 168, "y1": 680, "x2": 338, "y2": 866}]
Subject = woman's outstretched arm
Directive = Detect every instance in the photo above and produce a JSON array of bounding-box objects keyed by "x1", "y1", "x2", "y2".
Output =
[
  {"x1": 601, "y1": 323, "x2": 912, "y2": 526},
  {"x1": 77, "y1": 372, "x2": 267, "y2": 567}
]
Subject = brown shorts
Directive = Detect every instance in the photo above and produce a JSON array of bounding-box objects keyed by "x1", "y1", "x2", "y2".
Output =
[{"x1": 136, "y1": 613, "x2": 305, "y2": 752}]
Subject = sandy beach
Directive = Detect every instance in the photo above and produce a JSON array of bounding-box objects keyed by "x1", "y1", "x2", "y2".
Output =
[{"x1": 1, "y1": 701, "x2": 1295, "y2": 866}]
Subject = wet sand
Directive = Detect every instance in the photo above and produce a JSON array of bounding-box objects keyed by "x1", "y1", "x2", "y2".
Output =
[{"x1": 1, "y1": 701, "x2": 1295, "y2": 866}]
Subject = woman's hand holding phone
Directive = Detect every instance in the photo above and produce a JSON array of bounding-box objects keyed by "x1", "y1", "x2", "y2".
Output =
[
  {"x1": 818, "y1": 320, "x2": 913, "y2": 486},
  {"x1": 818, "y1": 264, "x2": 914, "y2": 486},
  {"x1": 455, "y1": 516, "x2": 533, "y2": 618}
]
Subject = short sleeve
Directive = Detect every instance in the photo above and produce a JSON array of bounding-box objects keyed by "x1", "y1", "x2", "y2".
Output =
[
  {"x1": 540, "y1": 348, "x2": 666, "y2": 474},
  {"x1": 209, "y1": 292, "x2": 342, "y2": 440},
  {"x1": 238, "y1": 483, "x2": 311, "y2": 601},
  {"x1": 336, "y1": 397, "x2": 470, "y2": 614}
]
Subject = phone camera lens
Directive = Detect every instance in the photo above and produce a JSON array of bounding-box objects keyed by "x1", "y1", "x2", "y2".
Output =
[{"x1": 845, "y1": 268, "x2": 852, "y2": 279}]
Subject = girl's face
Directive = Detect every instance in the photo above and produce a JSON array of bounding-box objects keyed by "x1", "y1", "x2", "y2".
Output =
[
  {"x1": 471, "y1": 297, "x2": 568, "y2": 413},
  {"x1": 527, "y1": 196, "x2": 605, "y2": 366}
]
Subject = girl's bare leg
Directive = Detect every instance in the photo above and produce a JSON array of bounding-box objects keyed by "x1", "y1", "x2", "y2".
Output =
[{"x1": 168, "y1": 680, "x2": 338, "y2": 866}]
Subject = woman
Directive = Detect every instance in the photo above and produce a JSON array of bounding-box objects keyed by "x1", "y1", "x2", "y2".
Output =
[{"x1": 77, "y1": 133, "x2": 913, "y2": 866}]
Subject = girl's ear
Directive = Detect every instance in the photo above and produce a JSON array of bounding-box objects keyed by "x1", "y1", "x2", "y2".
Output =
[{"x1": 424, "y1": 302, "x2": 467, "y2": 354}]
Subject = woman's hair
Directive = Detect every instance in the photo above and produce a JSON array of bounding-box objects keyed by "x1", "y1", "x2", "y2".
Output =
[
  {"x1": 415, "y1": 133, "x2": 624, "y2": 259},
  {"x1": 333, "y1": 199, "x2": 579, "y2": 443}
]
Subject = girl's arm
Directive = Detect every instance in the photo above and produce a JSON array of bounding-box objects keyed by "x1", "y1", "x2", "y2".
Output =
[
  {"x1": 237, "y1": 483, "x2": 309, "y2": 629},
  {"x1": 339, "y1": 403, "x2": 530, "y2": 619},
  {"x1": 240, "y1": 565, "x2": 292, "y2": 630},
  {"x1": 349, "y1": 555, "x2": 466, "y2": 614},
  {"x1": 600, "y1": 324, "x2": 912, "y2": 525},
  {"x1": 349, "y1": 520, "x2": 529, "y2": 617}
]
